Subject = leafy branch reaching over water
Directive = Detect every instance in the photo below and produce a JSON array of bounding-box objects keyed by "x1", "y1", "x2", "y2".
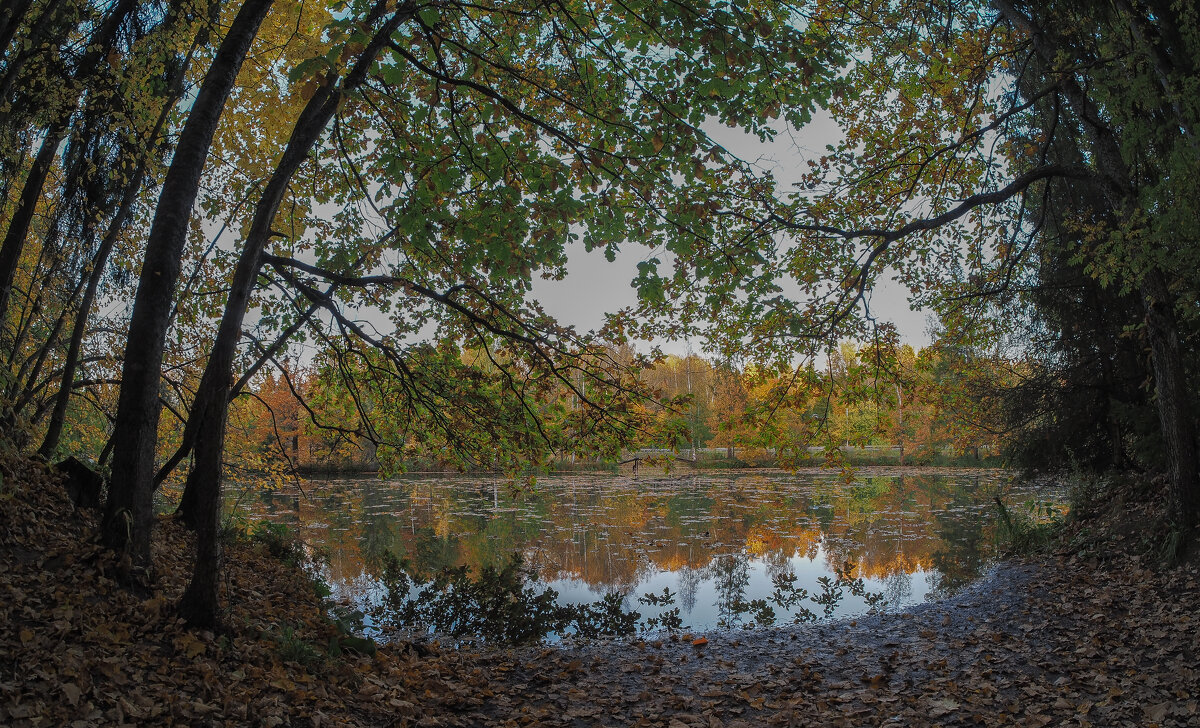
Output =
[{"x1": 638, "y1": 588, "x2": 684, "y2": 633}]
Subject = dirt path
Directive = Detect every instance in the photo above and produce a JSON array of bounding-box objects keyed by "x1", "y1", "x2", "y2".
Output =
[{"x1": 427, "y1": 555, "x2": 1199, "y2": 727}]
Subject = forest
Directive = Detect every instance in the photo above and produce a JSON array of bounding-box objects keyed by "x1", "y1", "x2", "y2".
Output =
[
  {"x1": 207, "y1": 341, "x2": 1011, "y2": 476},
  {"x1": 2, "y1": 0, "x2": 1199, "y2": 725}
]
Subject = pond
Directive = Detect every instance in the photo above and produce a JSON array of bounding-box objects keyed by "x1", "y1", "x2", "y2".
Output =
[{"x1": 228, "y1": 468, "x2": 1063, "y2": 642}]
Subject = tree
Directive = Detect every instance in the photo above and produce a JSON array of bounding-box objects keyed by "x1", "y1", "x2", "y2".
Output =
[
  {"x1": 708, "y1": 358, "x2": 748, "y2": 460},
  {"x1": 635, "y1": 0, "x2": 1199, "y2": 530},
  {"x1": 37, "y1": 5, "x2": 203, "y2": 458},
  {"x1": 172, "y1": 3, "x2": 410, "y2": 627},
  {"x1": 0, "y1": 0, "x2": 138, "y2": 326},
  {"x1": 992, "y1": 0, "x2": 1200, "y2": 529},
  {"x1": 126, "y1": 0, "x2": 841, "y2": 622},
  {"x1": 0, "y1": 1, "x2": 207, "y2": 450},
  {"x1": 103, "y1": 0, "x2": 276, "y2": 572}
]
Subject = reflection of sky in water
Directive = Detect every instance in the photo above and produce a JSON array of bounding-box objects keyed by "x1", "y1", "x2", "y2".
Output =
[
  {"x1": 235, "y1": 470, "x2": 1063, "y2": 636},
  {"x1": 545, "y1": 546, "x2": 936, "y2": 630}
]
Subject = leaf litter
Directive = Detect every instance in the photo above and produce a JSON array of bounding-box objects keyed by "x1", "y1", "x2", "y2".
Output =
[{"x1": 2, "y1": 456, "x2": 1197, "y2": 726}]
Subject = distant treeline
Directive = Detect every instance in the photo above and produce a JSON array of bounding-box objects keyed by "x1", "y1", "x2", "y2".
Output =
[{"x1": 200, "y1": 338, "x2": 1010, "y2": 478}]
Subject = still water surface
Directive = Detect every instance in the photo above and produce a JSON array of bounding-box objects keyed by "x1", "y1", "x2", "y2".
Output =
[{"x1": 232, "y1": 469, "x2": 1062, "y2": 634}]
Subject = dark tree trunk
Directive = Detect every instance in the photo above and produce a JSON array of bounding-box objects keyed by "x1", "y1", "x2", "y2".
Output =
[
  {"x1": 1140, "y1": 271, "x2": 1200, "y2": 528},
  {"x1": 175, "y1": 387, "x2": 228, "y2": 629},
  {"x1": 176, "y1": 7, "x2": 407, "y2": 626},
  {"x1": 102, "y1": 0, "x2": 275, "y2": 571},
  {"x1": 175, "y1": 81, "x2": 345, "y2": 531}
]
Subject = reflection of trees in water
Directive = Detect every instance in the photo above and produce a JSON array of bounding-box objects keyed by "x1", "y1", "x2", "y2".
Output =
[
  {"x1": 883, "y1": 569, "x2": 913, "y2": 605},
  {"x1": 926, "y1": 483, "x2": 989, "y2": 600},
  {"x1": 231, "y1": 471, "x2": 1048, "y2": 615},
  {"x1": 677, "y1": 566, "x2": 702, "y2": 614},
  {"x1": 763, "y1": 547, "x2": 793, "y2": 581},
  {"x1": 412, "y1": 527, "x2": 461, "y2": 573},
  {"x1": 709, "y1": 553, "x2": 750, "y2": 625},
  {"x1": 358, "y1": 480, "x2": 406, "y2": 561}
]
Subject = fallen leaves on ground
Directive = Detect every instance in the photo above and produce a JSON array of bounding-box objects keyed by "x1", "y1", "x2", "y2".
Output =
[
  {"x1": 462, "y1": 476, "x2": 1200, "y2": 727},
  {"x1": 0, "y1": 456, "x2": 478, "y2": 727},
  {"x1": 2, "y1": 456, "x2": 1198, "y2": 727}
]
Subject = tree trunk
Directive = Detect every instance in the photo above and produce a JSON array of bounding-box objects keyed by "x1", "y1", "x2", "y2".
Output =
[
  {"x1": 176, "y1": 7, "x2": 406, "y2": 625},
  {"x1": 175, "y1": 386, "x2": 228, "y2": 629},
  {"x1": 1140, "y1": 271, "x2": 1200, "y2": 528},
  {"x1": 102, "y1": 0, "x2": 275, "y2": 571},
  {"x1": 153, "y1": 292, "x2": 325, "y2": 489}
]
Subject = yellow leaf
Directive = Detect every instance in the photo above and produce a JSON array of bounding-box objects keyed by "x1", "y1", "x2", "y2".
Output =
[{"x1": 178, "y1": 634, "x2": 206, "y2": 659}]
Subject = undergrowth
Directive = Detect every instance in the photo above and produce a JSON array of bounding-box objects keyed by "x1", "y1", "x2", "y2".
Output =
[
  {"x1": 996, "y1": 470, "x2": 1197, "y2": 567},
  {"x1": 993, "y1": 495, "x2": 1064, "y2": 553}
]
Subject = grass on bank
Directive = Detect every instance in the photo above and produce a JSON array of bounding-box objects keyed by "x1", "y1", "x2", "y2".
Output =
[{"x1": 993, "y1": 469, "x2": 1196, "y2": 566}]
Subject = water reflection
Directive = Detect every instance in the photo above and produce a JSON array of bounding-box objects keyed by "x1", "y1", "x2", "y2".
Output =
[{"x1": 233, "y1": 470, "x2": 1061, "y2": 630}]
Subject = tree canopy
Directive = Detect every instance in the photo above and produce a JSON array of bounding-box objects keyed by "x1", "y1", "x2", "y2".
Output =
[{"x1": 2, "y1": 0, "x2": 1198, "y2": 626}]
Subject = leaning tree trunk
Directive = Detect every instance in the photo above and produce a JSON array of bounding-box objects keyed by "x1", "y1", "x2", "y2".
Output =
[
  {"x1": 176, "y1": 7, "x2": 407, "y2": 627},
  {"x1": 102, "y1": 0, "x2": 275, "y2": 572},
  {"x1": 0, "y1": 122, "x2": 66, "y2": 330},
  {"x1": 153, "y1": 290, "x2": 326, "y2": 489}
]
